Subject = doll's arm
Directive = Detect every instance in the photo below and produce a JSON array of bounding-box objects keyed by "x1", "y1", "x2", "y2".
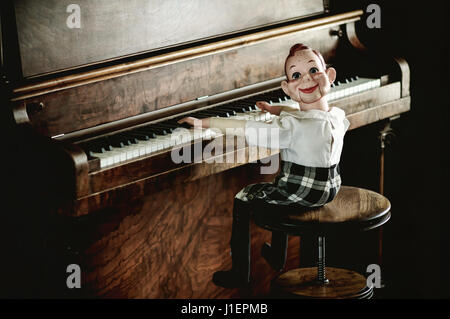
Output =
[
  {"x1": 256, "y1": 100, "x2": 299, "y2": 115},
  {"x1": 177, "y1": 117, "x2": 210, "y2": 128},
  {"x1": 178, "y1": 116, "x2": 246, "y2": 135},
  {"x1": 256, "y1": 102, "x2": 282, "y2": 115}
]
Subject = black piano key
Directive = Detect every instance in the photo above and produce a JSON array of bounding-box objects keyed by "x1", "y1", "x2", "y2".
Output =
[
  {"x1": 193, "y1": 111, "x2": 221, "y2": 118},
  {"x1": 249, "y1": 94, "x2": 269, "y2": 103},
  {"x1": 241, "y1": 97, "x2": 259, "y2": 104},
  {"x1": 151, "y1": 124, "x2": 176, "y2": 133},
  {"x1": 157, "y1": 121, "x2": 187, "y2": 130},
  {"x1": 164, "y1": 119, "x2": 192, "y2": 129},
  {"x1": 116, "y1": 133, "x2": 138, "y2": 144},
  {"x1": 203, "y1": 109, "x2": 232, "y2": 117},
  {"x1": 109, "y1": 135, "x2": 132, "y2": 148},
  {"x1": 211, "y1": 107, "x2": 237, "y2": 115},
  {"x1": 156, "y1": 122, "x2": 179, "y2": 129},
  {"x1": 259, "y1": 93, "x2": 281, "y2": 102},
  {"x1": 247, "y1": 104, "x2": 258, "y2": 111},
  {"x1": 127, "y1": 132, "x2": 152, "y2": 141},
  {"x1": 192, "y1": 113, "x2": 213, "y2": 119},
  {"x1": 83, "y1": 143, "x2": 106, "y2": 154},
  {"x1": 164, "y1": 116, "x2": 184, "y2": 123},
  {"x1": 138, "y1": 126, "x2": 169, "y2": 136},
  {"x1": 129, "y1": 128, "x2": 157, "y2": 139},
  {"x1": 245, "y1": 102, "x2": 258, "y2": 110},
  {"x1": 220, "y1": 104, "x2": 248, "y2": 113},
  {"x1": 235, "y1": 100, "x2": 256, "y2": 107},
  {"x1": 109, "y1": 139, "x2": 126, "y2": 148},
  {"x1": 163, "y1": 118, "x2": 185, "y2": 125},
  {"x1": 273, "y1": 88, "x2": 288, "y2": 97},
  {"x1": 83, "y1": 138, "x2": 113, "y2": 153},
  {"x1": 121, "y1": 134, "x2": 139, "y2": 144},
  {"x1": 226, "y1": 103, "x2": 253, "y2": 112},
  {"x1": 255, "y1": 90, "x2": 284, "y2": 102}
]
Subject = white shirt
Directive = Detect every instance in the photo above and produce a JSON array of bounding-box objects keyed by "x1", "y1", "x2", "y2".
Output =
[
  {"x1": 209, "y1": 106, "x2": 350, "y2": 168},
  {"x1": 245, "y1": 107, "x2": 349, "y2": 168}
]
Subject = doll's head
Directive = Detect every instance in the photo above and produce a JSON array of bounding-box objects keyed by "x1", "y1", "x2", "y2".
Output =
[{"x1": 281, "y1": 44, "x2": 336, "y2": 110}]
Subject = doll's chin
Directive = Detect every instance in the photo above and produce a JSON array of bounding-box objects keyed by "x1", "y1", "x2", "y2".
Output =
[{"x1": 300, "y1": 93, "x2": 322, "y2": 104}]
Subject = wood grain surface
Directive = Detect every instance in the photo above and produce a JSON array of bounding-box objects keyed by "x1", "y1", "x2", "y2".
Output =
[
  {"x1": 14, "y1": 0, "x2": 324, "y2": 77},
  {"x1": 285, "y1": 186, "x2": 391, "y2": 224},
  {"x1": 68, "y1": 162, "x2": 301, "y2": 298}
]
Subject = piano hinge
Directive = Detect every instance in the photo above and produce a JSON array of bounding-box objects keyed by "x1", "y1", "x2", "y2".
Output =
[{"x1": 196, "y1": 95, "x2": 209, "y2": 101}]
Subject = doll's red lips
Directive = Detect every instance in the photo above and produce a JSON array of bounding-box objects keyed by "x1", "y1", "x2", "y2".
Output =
[{"x1": 299, "y1": 84, "x2": 319, "y2": 94}]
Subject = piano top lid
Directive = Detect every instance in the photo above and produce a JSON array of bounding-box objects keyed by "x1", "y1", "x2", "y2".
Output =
[{"x1": 12, "y1": 0, "x2": 327, "y2": 79}]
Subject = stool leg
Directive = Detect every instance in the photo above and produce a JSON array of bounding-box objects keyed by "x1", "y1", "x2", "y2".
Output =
[{"x1": 317, "y1": 236, "x2": 329, "y2": 284}]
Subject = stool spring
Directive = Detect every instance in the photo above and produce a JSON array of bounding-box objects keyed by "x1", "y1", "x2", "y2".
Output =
[{"x1": 317, "y1": 236, "x2": 329, "y2": 284}]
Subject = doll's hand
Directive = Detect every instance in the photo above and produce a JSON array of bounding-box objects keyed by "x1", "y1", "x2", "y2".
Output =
[
  {"x1": 256, "y1": 101, "x2": 282, "y2": 116},
  {"x1": 177, "y1": 117, "x2": 210, "y2": 128},
  {"x1": 312, "y1": 72, "x2": 332, "y2": 96}
]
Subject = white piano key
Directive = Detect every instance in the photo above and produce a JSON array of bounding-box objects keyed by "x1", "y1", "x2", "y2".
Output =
[
  {"x1": 327, "y1": 77, "x2": 380, "y2": 101},
  {"x1": 91, "y1": 151, "x2": 113, "y2": 168},
  {"x1": 110, "y1": 149, "x2": 127, "y2": 164},
  {"x1": 136, "y1": 143, "x2": 147, "y2": 156}
]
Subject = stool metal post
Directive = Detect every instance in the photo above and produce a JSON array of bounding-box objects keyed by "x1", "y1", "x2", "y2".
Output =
[{"x1": 317, "y1": 236, "x2": 329, "y2": 284}]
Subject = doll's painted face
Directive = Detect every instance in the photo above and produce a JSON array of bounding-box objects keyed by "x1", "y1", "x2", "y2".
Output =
[{"x1": 281, "y1": 49, "x2": 335, "y2": 106}]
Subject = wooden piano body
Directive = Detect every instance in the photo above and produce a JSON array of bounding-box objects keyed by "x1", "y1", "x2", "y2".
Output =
[{"x1": 1, "y1": 0, "x2": 409, "y2": 298}]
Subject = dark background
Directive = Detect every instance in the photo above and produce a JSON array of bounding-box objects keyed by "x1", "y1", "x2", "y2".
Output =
[{"x1": 328, "y1": 0, "x2": 450, "y2": 298}]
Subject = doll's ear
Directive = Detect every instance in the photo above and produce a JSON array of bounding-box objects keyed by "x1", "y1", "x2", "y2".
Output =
[
  {"x1": 326, "y1": 67, "x2": 337, "y2": 83},
  {"x1": 281, "y1": 80, "x2": 290, "y2": 96}
]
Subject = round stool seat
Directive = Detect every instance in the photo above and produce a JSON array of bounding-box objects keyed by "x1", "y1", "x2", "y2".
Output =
[{"x1": 254, "y1": 186, "x2": 391, "y2": 236}]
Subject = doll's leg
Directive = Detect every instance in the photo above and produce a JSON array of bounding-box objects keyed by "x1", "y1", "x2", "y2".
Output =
[
  {"x1": 257, "y1": 202, "x2": 310, "y2": 271},
  {"x1": 261, "y1": 231, "x2": 288, "y2": 271},
  {"x1": 212, "y1": 198, "x2": 251, "y2": 288},
  {"x1": 253, "y1": 201, "x2": 288, "y2": 271}
]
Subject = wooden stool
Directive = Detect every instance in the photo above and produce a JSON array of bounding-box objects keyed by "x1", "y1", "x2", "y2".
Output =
[{"x1": 253, "y1": 186, "x2": 391, "y2": 299}]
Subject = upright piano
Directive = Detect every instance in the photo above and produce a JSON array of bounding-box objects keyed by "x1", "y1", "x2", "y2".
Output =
[{"x1": 1, "y1": 0, "x2": 409, "y2": 298}]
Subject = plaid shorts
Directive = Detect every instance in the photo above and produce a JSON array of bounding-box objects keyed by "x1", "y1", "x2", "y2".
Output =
[{"x1": 235, "y1": 161, "x2": 341, "y2": 207}]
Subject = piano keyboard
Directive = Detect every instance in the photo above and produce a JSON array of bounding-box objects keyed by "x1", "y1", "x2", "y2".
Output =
[
  {"x1": 80, "y1": 76, "x2": 381, "y2": 169},
  {"x1": 328, "y1": 76, "x2": 381, "y2": 101}
]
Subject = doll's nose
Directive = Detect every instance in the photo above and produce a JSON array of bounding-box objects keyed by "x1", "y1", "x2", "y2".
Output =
[{"x1": 300, "y1": 73, "x2": 313, "y2": 82}]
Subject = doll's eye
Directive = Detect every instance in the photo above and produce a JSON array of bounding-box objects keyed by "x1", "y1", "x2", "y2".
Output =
[
  {"x1": 309, "y1": 67, "x2": 319, "y2": 74},
  {"x1": 292, "y1": 72, "x2": 301, "y2": 79}
]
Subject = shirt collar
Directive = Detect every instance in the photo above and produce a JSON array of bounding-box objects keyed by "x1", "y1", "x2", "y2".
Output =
[{"x1": 280, "y1": 107, "x2": 345, "y2": 120}]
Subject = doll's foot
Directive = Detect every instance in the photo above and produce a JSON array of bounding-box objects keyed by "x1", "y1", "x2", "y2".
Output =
[
  {"x1": 261, "y1": 242, "x2": 284, "y2": 271},
  {"x1": 212, "y1": 270, "x2": 250, "y2": 288}
]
